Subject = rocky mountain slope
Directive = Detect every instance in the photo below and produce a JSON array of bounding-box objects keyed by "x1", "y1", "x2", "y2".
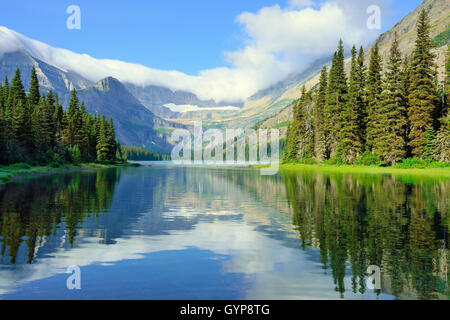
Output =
[
  {"x1": 0, "y1": 49, "x2": 92, "y2": 93},
  {"x1": 61, "y1": 77, "x2": 178, "y2": 151}
]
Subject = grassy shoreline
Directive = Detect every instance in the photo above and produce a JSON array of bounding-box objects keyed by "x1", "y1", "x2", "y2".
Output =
[
  {"x1": 255, "y1": 163, "x2": 450, "y2": 176},
  {"x1": 0, "y1": 162, "x2": 140, "y2": 184}
]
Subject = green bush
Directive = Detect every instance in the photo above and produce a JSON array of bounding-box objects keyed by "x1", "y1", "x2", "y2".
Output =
[
  {"x1": 323, "y1": 156, "x2": 344, "y2": 166},
  {"x1": 9, "y1": 163, "x2": 31, "y2": 170},
  {"x1": 301, "y1": 157, "x2": 318, "y2": 165},
  {"x1": 354, "y1": 152, "x2": 383, "y2": 166},
  {"x1": 393, "y1": 158, "x2": 450, "y2": 169},
  {"x1": 67, "y1": 145, "x2": 82, "y2": 164}
]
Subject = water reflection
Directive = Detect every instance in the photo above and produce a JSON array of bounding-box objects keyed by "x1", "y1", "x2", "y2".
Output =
[
  {"x1": 283, "y1": 170, "x2": 449, "y2": 299},
  {"x1": 0, "y1": 165, "x2": 448, "y2": 299}
]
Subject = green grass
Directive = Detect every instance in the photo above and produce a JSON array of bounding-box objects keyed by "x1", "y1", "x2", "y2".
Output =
[
  {"x1": 154, "y1": 127, "x2": 174, "y2": 136},
  {"x1": 0, "y1": 162, "x2": 139, "y2": 184},
  {"x1": 272, "y1": 121, "x2": 291, "y2": 129},
  {"x1": 253, "y1": 163, "x2": 450, "y2": 177},
  {"x1": 432, "y1": 26, "x2": 450, "y2": 47}
]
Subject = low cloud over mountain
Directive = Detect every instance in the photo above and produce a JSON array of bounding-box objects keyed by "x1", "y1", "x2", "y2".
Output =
[{"x1": 0, "y1": 0, "x2": 389, "y2": 103}]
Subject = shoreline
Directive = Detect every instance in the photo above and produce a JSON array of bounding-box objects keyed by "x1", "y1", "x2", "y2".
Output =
[
  {"x1": 255, "y1": 163, "x2": 450, "y2": 177},
  {"x1": 0, "y1": 162, "x2": 140, "y2": 184}
]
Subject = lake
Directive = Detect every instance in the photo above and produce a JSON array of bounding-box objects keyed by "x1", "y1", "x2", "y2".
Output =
[{"x1": 0, "y1": 163, "x2": 448, "y2": 300}]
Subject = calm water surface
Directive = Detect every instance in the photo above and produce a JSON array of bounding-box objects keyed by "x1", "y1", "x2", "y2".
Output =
[{"x1": 0, "y1": 163, "x2": 448, "y2": 300}]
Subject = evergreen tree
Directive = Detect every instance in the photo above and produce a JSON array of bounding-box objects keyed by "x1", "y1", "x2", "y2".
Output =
[
  {"x1": 67, "y1": 89, "x2": 79, "y2": 118},
  {"x1": 97, "y1": 116, "x2": 110, "y2": 163},
  {"x1": 314, "y1": 67, "x2": 328, "y2": 161},
  {"x1": 12, "y1": 100, "x2": 31, "y2": 160},
  {"x1": 355, "y1": 46, "x2": 367, "y2": 146},
  {"x1": 400, "y1": 55, "x2": 412, "y2": 155},
  {"x1": 28, "y1": 66, "x2": 40, "y2": 106},
  {"x1": 423, "y1": 127, "x2": 436, "y2": 160},
  {"x1": 325, "y1": 40, "x2": 348, "y2": 158},
  {"x1": 435, "y1": 45, "x2": 450, "y2": 162},
  {"x1": 365, "y1": 42, "x2": 383, "y2": 152},
  {"x1": 107, "y1": 118, "x2": 117, "y2": 160},
  {"x1": 284, "y1": 88, "x2": 306, "y2": 162},
  {"x1": 338, "y1": 45, "x2": 363, "y2": 163},
  {"x1": 408, "y1": 9, "x2": 438, "y2": 158},
  {"x1": 10, "y1": 69, "x2": 26, "y2": 106},
  {"x1": 373, "y1": 34, "x2": 408, "y2": 165}
]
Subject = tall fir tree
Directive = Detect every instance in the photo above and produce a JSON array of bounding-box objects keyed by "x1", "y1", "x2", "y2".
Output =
[
  {"x1": 407, "y1": 9, "x2": 438, "y2": 158},
  {"x1": 338, "y1": 45, "x2": 363, "y2": 163},
  {"x1": 10, "y1": 69, "x2": 26, "y2": 107},
  {"x1": 355, "y1": 46, "x2": 367, "y2": 147},
  {"x1": 435, "y1": 45, "x2": 450, "y2": 162},
  {"x1": 373, "y1": 34, "x2": 408, "y2": 165},
  {"x1": 400, "y1": 55, "x2": 412, "y2": 155},
  {"x1": 28, "y1": 66, "x2": 41, "y2": 107},
  {"x1": 314, "y1": 67, "x2": 328, "y2": 161},
  {"x1": 97, "y1": 116, "x2": 110, "y2": 163},
  {"x1": 365, "y1": 42, "x2": 383, "y2": 152},
  {"x1": 324, "y1": 40, "x2": 348, "y2": 158}
]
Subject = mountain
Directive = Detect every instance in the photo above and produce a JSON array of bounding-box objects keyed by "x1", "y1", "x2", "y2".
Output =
[
  {"x1": 125, "y1": 83, "x2": 243, "y2": 119},
  {"x1": 0, "y1": 50, "x2": 179, "y2": 151},
  {"x1": 0, "y1": 49, "x2": 92, "y2": 93},
  {"x1": 257, "y1": 0, "x2": 450, "y2": 136},
  {"x1": 62, "y1": 77, "x2": 178, "y2": 151}
]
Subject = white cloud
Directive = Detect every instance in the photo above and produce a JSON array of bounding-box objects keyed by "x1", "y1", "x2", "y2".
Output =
[{"x1": 0, "y1": 0, "x2": 388, "y2": 103}]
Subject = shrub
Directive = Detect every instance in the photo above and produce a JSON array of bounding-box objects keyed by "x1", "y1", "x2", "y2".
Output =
[
  {"x1": 323, "y1": 156, "x2": 344, "y2": 166},
  {"x1": 67, "y1": 145, "x2": 82, "y2": 164},
  {"x1": 395, "y1": 158, "x2": 433, "y2": 169},
  {"x1": 354, "y1": 152, "x2": 383, "y2": 166},
  {"x1": 9, "y1": 163, "x2": 31, "y2": 170}
]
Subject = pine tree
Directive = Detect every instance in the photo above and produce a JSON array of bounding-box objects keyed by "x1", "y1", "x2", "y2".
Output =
[
  {"x1": 400, "y1": 55, "x2": 412, "y2": 155},
  {"x1": 408, "y1": 9, "x2": 438, "y2": 158},
  {"x1": 12, "y1": 100, "x2": 30, "y2": 160},
  {"x1": 107, "y1": 118, "x2": 117, "y2": 160},
  {"x1": 314, "y1": 67, "x2": 328, "y2": 161},
  {"x1": 28, "y1": 66, "x2": 40, "y2": 106},
  {"x1": 0, "y1": 89, "x2": 6, "y2": 164},
  {"x1": 10, "y1": 69, "x2": 26, "y2": 106},
  {"x1": 338, "y1": 45, "x2": 363, "y2": 163},
  {"x1": 97, "y1": 116, "x2": 110, "y2": 163},
  {"x1": 423, "y1": 127, "x2": 436, "y2": 160},
  {"x1": 325, "y1": 40, "x2": 348, "y2": 158},
  {"x1": 67, "y1": 89, "x2": 79, "y2": 118},
  {"x1": 355, "y1": 46, "x2": 367, "y2": 146},
  {"x1": 284, "y1": 89, "x2": 306, "y2": 162},
  {"x1": 365, "y1": 42, "x2": 383, "y2": 152},
  {"x1": 373, "y1": 34, "x2": 408, "y2": 165},
  {"x1": 435, "y1": 45, "x2": 450, "y2": 162}
]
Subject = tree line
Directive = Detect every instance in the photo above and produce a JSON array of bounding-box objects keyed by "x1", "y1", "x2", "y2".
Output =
[
  {"x1": 0, "y1": 67, "x2": 122, "y2": 165},
  {"x1": 121, "y1": 145, "x2": 170, "y2": 161},
  {"x1": 284, "y1": 10, "x2": 449, "y2": 166}
]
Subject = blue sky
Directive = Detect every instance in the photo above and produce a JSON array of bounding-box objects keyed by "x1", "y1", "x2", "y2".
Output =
[{"x1": 0, "y1": 0, "x2": 422, "y2": 75}]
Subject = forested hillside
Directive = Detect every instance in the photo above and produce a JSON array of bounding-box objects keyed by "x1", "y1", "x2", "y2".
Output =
[
  {"x1": 0, "y1": 67, "x2": 122, "y2": 166},
  {"x1": 284, "y1": 10, "x2": 449, "y2": 167}
]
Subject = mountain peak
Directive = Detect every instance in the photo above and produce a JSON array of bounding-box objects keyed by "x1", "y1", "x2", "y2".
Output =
[{"x1": 94, "y1": 76, "x2": 123, "y2": 92}]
